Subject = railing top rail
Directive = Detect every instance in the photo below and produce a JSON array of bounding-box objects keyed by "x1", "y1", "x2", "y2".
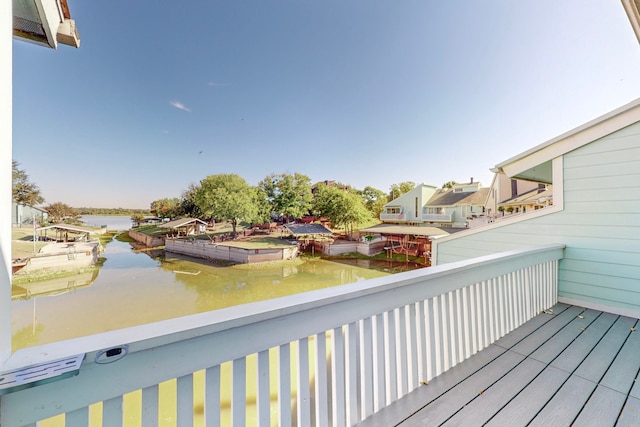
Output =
[{"x1": 2, "y1": 243, "x2": 564, "y2": 373}]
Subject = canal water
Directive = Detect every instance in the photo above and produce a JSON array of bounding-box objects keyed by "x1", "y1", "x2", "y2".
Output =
[{"x1": 12, "y1": 216, "x2": 422, "y2": 350}]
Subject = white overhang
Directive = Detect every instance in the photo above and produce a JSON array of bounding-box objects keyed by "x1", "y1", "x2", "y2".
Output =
[
  {"x1": 13, "y1": 0, "x2": 80, "y2": 48},
  {"x1": 492, "y1": 97, "x2": 640, "y2": 183},
  {"x1": 622, "y1": 0, "x2": 640, "y2": 45}
]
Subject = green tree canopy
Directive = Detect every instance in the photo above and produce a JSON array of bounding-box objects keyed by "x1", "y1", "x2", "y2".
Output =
[
  {"x1": 389, "y1": 181, "x2": 416, "y2": 201},
  {"x1": 259, "y1": 173, "x2": 313, "y2": 220},
  {"x1": 195, "y1": 174, "x2": 260, "y2": 236},
  {"x1": 43, "y1": 202, "x2": 78, "y2": 223},
  {"x1": 359, "y1": 186, "x2": 387, "y2": 218},
  {"x1": 313, "y1": 184, "x2": 371, "y2": 238},
  {"x1": 12, "y1": 160, "x2": 44, "y2": 206},
  {"x1": 150, "y1": 198, "x2": 181, "y2": 220},
  {"x1": 177, "y1": 183, "x2": 203, "y2": 219},
  {"x1": 442, "y1": 180, "x2": 458, "y2": 189}
]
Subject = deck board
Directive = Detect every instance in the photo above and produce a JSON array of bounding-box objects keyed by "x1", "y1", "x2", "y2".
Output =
[
  {"x1": 527, "y1": 375, "x2": 596, "y2": 427},
  {"x1": 618, "y1": 396, "x2": 640, "y2": 425},
  {"x1": 573, "y1": 315, "x2": 635, "y2": 383},
  {"x1": 599, "y1": 317, "x2": 640, "y2": 394},
  {"x1": 401, "y1": 351, "x2": 524, "y2": 426},
  {"x1": 573, "y1": 385, "x2": 627, "y2": 426},
  {"x1": 357, "y1": 304, "x2": 640, "y2": 427},
  {"x1": 484, "y1": 366, "x2": 570, "y2": 426},
  {"x1": 444, "y1": 357, "x2": 547, "y2": 425}
]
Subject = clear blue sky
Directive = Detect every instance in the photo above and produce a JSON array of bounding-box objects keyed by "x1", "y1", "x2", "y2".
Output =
[{"x1": 12, "y1": 0, "x2": 640, "y2": 209}]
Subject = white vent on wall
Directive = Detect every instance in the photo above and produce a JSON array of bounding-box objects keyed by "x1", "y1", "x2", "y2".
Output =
[{"x1": 0, "y1": 353, "x2": 84, "y2": 395}]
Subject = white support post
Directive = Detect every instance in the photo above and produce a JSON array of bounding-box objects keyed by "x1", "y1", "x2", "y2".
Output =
[{"x1": 0, "y1": 0, "x2": 13, "y2": 366}]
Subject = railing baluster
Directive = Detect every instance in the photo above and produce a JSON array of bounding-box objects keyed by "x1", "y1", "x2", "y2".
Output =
[
  {"x1": 102, "y1": 396, "x2": 123, "y2": 427},
  {"x1": 177, "y1": 374, "x2": 193, "y2": 427},
  {"x1": 373, "y1": 313, "x2": 386, "y2": 411},
  {"x1": 297, "y1": 337, "x2": 311, "y2": 426},
  {"x1": 257, "y1": 350, "x2": 270, "y2": 426},
  {"x1": 461, "y1": 287, "x2": 471, "y2": 360},
  {"x1": 346, "y1": 322, "x2": 359, "y2": 425},
  {"x1": 385, "y1": 310, "x2": 398, "y2": 403},
  {"x1": 440, "y1": 293, "x2": 451, "y2": 372},
  {"x1": 408, "y1": 303, "x2": 418, "y2": 390},
  {"x1": 469, "y1": 284, "x2": 478, "y2": 355},
  {"x1": 397, "y1": 306, "x2": 408, "y2": 397},
  {"x1": 142, "y1": 385, "x2": 159, "y2": 427},
  {"x1": 331, "y1": 326, "x2": 346, "y2": 427},
  {"x1": 425, "y1": 297, "x2": 437, "y2": 381},
  {"x1": 278, "y1": 344, "x2": 292, "y2": 427},
  {"x1": 314, "y1": 332, "x2": 329, "y2": 427},
  {"x1": 453, "y1": 289, "x2": 463, "y2": 366},
  {"x1": 360, "y1": 317, "x2": 374, "y2": 419},
  {"x1": 232, "y1": 357, "x2": 246, "y2": 426},
  {"x1": 205, "y1": 365, "x2": 221, "y2": 427}
]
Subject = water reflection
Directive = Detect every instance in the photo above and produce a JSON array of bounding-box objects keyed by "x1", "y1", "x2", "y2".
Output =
[{"x1": 11, "y1": 237, "x2": 422, "y2": 350}]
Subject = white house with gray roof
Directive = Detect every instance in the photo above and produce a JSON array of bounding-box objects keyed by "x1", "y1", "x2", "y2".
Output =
[{"x1": 380, "y1": 180, "x2": 489, "y2": 228}]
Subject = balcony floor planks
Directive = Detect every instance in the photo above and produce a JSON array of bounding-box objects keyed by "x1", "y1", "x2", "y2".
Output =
[{"x1": 358, "y1": 304, "x2": 640, "y2": 426}]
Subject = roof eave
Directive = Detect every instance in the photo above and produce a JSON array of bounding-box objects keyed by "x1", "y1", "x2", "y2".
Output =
[
  {"x1": 622, "y1": 0, "x2": 640, "y2": 45},
  {"x1": 493, "y1": 97, "x2": 640, "y2": 180}
]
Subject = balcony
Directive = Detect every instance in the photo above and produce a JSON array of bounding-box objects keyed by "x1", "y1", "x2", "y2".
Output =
[
  {"x1": 380, "y1": 213, "x2": 406, "y2": 221},
  {"x1": 0, "y1": 244, "x2": 575, "y2": 426},
  {"x1": 421, "y1": 213, "x2": 453, "y2": 222}
]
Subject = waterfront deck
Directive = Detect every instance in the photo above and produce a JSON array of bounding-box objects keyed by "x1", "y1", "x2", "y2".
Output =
[{"x1": 359, "y1": 303, "x2": 640, "y2": 426}]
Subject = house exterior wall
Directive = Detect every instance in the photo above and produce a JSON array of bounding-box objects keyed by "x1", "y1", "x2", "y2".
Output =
[
  {"x1": 381, "y1": 184, "x2": 437, "y2": 223},
  {"x1": 434, "y1": 120, "x2": 640, "y2": 316}
]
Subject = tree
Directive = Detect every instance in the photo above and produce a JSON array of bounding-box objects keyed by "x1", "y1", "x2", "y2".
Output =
[
  {"x1": 177, "y1": 184, "x2": 203, "y2": 218},
  {"x1": 442, "y1": 180, "x2": 458, "y2": 189},
  {"x1": 43, "y1": 202, "x2": 78, "y2": 223},
  {"x1": 194, "y1": 174, "x2": 259, "y2": 236},
  {"x1": 131, "y1": 213, "x2": 145, "y2": 227},
  {"x1": 258, "y1": 173, "x2": 313, "y2": 221},
  {"x1": 150, "y1": 198, "x2": 181, "y2": 220},
  {"x1": 389, "y1": 181, "x2": 415, "y2": 201},
  {"x1": 359, "y1": 186, "x2": 387, "y2": 218},
  {"x1": 313, "y1": 184, "x2": 371, "y2": 239},
  {"x1": 251, "y1": 187, "x2": 272, "y2": 224},
  {"x1": 12, "y1": 160, "x2": 44, "y2": 206}
]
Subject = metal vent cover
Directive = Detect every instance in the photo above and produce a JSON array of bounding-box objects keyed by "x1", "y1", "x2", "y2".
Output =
[{"x1": 0, "y1": 353, "x2": 84, "y2": 395}]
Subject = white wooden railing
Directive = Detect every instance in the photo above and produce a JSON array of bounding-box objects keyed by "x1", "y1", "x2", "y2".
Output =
[
  {"x1": 0, "y1": 244, "x2": 563, "y2": 426},
  {"x1": 421, "y1": 213, "x2": 453, "y2": 222},
  {"x1": 379, "y1": 213, "x2": 406, "y2": 221}
]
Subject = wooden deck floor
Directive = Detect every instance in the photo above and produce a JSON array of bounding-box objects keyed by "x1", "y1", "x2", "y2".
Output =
[{"x1": 358, "y1": 303, "x2": 640, "y2": 426}]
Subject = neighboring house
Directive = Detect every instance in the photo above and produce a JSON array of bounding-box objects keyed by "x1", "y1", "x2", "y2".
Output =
[
  {"x1": 424, "y1": 180, "x2": 489, "y2": 227},
  {"x1": 380, "y1": 183, "x2": 438, "y2": 224},
  {"x1": 484, "y1": 173, "x2": 545, "y2": 217},
  {"x1": 433, "y1": 96, "x2": 640, "y2": 318},
  {"x1": 381, "y1": 180, "x2": 488, "y2": 228},
  {"x1": 11, "y1": 202, "x2": 48, "y2": 227},
  {"x1": 497, "y1": 184, "x2": 553, "y2": 215}
]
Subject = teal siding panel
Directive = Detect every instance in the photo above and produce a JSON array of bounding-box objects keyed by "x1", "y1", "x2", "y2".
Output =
[
  {"x1": 562, "y1": 160, "x2": 640, "y2": 180},
  {"x1": 436, "y1": 121, "x2": 640, "y2": 315},
  {"x1": 563, "y1": 247, "x2": 640, "y2": 265},
  {"x1": 562, "y1": 259, "x2": 640, "y2": 279},
  {"x1": 563, "y1": 174, "x2": 640, "y2": 191},
  {"x1": 563, "y1": 147, "x2": 640, "y2": 169},
  {"x1": 562, "y1": 200, "x2": 640, "y2": 212}
]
